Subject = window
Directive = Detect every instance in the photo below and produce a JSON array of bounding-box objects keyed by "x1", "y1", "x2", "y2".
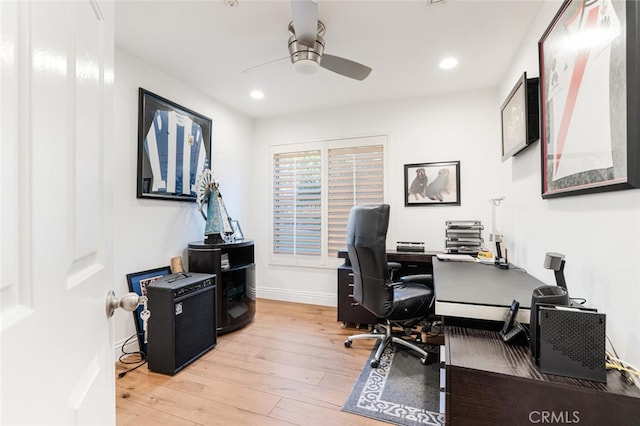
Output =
[
  {"x1": 272, "y1": 149, "x2": 322, "y2": 257},
  {"x1": 271, "y1": 136, "x2": 386, "y2": 266},
  {"x1": 327, "y1": 145, "x2": 384, "y2": 257}
]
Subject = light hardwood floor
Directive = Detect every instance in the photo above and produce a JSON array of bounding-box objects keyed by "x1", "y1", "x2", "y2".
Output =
[{"x1": 115, "y1": 299, "x2": 387, "y2": 425}]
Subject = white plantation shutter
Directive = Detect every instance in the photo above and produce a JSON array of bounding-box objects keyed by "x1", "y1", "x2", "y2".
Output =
[
  {"x1": 272, "y1": 149, "x2": 322, "y2": 256},
  {"x1": 327, "y1": 145, "x2": 384, "y2": 257},
  {"x1": 271, "y1": 136, "x2": 385, "y2": 265}
]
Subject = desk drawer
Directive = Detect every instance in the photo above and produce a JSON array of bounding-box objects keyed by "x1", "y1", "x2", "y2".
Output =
[{"x1": 337, "y1": 265, "x2": 377, "y2": 326}]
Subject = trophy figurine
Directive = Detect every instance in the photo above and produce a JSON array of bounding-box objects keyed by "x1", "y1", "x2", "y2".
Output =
[{"x1": 196, "y1": 169, "x2": 235, "y2": 244}]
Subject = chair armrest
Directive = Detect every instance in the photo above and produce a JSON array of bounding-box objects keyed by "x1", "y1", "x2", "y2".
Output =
[{"x1": 400, "y1": 274, "x2": 433, "y2": 287}]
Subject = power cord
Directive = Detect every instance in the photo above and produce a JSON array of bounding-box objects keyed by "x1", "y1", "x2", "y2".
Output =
[
  {"x1": 605, "y1": 336, "x2": 640, "y2": 389},
  {"x1": 117, "y1": 333, "x2": 147, "y2": 379}
]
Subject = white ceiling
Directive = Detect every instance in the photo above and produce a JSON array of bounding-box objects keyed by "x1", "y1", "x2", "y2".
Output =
[{"x1": 115, "y1": 0, "x2": 544, "y2": 119}]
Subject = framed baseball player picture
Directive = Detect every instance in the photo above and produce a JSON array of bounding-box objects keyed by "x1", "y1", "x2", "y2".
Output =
[
  {"x1": 538, "y1": 0, "x2": 640, "y2": 198},
  {"x1": 137, "y1": 88, "x2": 212, "y2": 201},
  {"x1": 404, "y1": 161, "x2": 460, "y2": 206},
  {"x1": 126, "y1": 265, "x2": 171, "y2": 355}
]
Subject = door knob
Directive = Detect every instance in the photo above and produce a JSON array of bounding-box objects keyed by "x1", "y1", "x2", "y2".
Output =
[{"x1": 105, "y1": 290, "x2": 141, "y2": 318}]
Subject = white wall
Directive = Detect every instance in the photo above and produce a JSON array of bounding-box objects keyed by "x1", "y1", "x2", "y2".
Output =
[
  {"x1": 497, "y1": 1, "x2": 640, "y2": 367},
  {"x1": 252, "y1": 89, "x2": 503, "y2": 306},
  {"x1": 251, "y1": 0, "x2": 640, "y2": 368},
  {"x1": 112, "y1": 49, "x2": 253, "y2": 352}
]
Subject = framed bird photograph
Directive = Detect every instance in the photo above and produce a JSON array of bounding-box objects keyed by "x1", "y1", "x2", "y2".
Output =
[
  {"x1": 404, "y1": 161, "x2": 460, "y2": 206},
  {"x1": 137, "y1": 88, "x2": 212, "y2": 202}
]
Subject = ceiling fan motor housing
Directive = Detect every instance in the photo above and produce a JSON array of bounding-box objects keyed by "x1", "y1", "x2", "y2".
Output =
[{"x1": 288, "y1": 21, "x2": 325, "y2": 67}]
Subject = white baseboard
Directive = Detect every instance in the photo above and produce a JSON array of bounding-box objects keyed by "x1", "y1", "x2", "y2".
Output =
[
  {"x1": 113, "y1": 335, "x2": 142, "y2": 361},
  {"x1": 256, "y1": 286, "x2": 336, "y2": 307}
]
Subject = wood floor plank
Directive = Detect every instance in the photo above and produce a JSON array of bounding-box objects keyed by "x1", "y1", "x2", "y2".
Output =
[
  {"x1": 116, "y1": 299, "x2": 383, "y2": 425},
  {"x1": 187, "y1": 360, "x2": 346, "y2": 409},
  {"x1": 269, "y1": 397, "x2": 388, "y2": 426},
  {"x1": 115, "y1": 401, "x2": 199, "y2": 426}
]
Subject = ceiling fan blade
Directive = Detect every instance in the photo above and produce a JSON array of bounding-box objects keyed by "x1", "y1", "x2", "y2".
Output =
[
  {"x1": 291, "y1": 0, "x2": 318, "y2": 47},
  {"x1": 241, "y1": 56, "x2": 289, "y2": 74},
  {"x1": 320, "y1": 54, "x2": 372, "y2": 81}
]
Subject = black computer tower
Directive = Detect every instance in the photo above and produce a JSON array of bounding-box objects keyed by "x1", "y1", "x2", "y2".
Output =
[
  {"x1": 147, "y1": 273, "x2": 216, "y2": 375},
  {"x1": 538, "y1": 306, "x2": 606, "y2": 382}
]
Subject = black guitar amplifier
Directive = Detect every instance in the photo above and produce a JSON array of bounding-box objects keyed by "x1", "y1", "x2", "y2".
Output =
[{"x1": 147, "y1": 272, "x2": 216, "y2": 375}]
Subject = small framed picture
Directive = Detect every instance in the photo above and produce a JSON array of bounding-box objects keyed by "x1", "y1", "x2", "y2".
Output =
[
  {"x1": 231, "y1": 219, "x2": 244, "y2": 241},
  {"x1": 404, "y1": 161, "x2": 461, "y2": 206},
  {"x1": 126, "y1": 266, "x2": 172, "y2": 354}
]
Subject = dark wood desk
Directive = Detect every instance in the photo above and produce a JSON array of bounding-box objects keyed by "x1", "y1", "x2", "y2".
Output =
[
  {"x1": 336, "y1": 249, "x2": 437, "y2": 327},
  {"x1": 443, "y1": 326, "x2": 640, "y2": 425}
]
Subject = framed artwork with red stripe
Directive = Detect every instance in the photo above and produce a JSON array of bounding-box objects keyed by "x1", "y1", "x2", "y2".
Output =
[{"x1": 538, "y1": 0, "x2": 640, "y2": 198}]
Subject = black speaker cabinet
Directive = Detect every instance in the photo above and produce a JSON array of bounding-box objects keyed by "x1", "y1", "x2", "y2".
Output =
[
  {"x1": 529, "y1": 285, "x2": 569, "y2": 364},
  {"x1": 147, "y1": 273, "x2": 216, "y2": 375},
  {"x1": 538, "y1": 306, "x2": 606, "y2": 382}
]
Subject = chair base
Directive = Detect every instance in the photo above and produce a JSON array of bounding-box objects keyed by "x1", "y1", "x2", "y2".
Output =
[{"x1": 344, "y1": 320, "x2": 429, "y2": 368}]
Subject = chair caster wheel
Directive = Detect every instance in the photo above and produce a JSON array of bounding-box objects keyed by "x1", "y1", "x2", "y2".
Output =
[
  {"x1": 420, "y1": 357, "x2": 428, "y2": 365},
  {"x1": 370, "y1": 359, "x2": 379, "y2": 369},
  {"x1": 344, "y1": 340, "x2": 352, "y2": 348}
]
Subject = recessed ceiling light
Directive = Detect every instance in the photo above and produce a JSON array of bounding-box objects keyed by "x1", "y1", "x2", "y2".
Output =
[
  {"x1": 250, "y1": 90, "x2": 264, "y2": 100},
  {"x1": 439, "y1": 57, "x2": 458, "y2": 70}
]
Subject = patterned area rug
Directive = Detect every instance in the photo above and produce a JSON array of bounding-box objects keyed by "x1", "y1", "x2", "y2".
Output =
[{"x1": 342, "y1": 342, "x2": 445, "y2": 426}]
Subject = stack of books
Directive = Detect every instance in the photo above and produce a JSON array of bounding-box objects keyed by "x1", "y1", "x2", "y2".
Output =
[{"x1": 221, "y1": 253, "x2": 230, "y2": 270}]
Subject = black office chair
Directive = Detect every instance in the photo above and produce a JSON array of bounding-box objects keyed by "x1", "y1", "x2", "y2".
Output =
[{"x1": 343, "y1": 204, "x2": 435, "y2": 367}]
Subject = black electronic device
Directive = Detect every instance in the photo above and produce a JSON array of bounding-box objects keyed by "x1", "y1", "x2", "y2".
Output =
[
  {"x1": 147, "y1": 272, "x2": 217, "y2": 375},
  {"x1": 538, "y1": 306, "x2": 606, "y2": 382},
  {"x1": 499, "y1": 299, "x2": 526, "y2": 344},
  {"x1": 529, "y1": 285, "x2": 569, "y2": 364},
  {"x1": 396, "y1": 241, "x2": 425, "y2": 253}
]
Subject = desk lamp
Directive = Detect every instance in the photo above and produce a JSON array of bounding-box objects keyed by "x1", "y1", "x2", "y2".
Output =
[
  {"x1": 544, "y1": 252, "x2": 567, "y2": 290},
  {"x1": 489, "y1": 196, "x2": 507, "y2": 267}
]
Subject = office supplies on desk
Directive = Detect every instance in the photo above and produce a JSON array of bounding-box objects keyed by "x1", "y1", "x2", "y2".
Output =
[
  {"x1": 445, "y1": 220, "x2": 484, "y2": 255},
  {"x1": 396, "y1": 241, "x2": 425, "y2": 252},
  {"x1": 477, "y1": 250, "x2": 494, "y2": 262},
  {"x1": 436, "y1": 253, "x2": 476, "y2": 262}
]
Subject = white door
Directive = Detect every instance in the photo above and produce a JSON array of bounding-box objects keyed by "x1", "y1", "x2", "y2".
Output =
[{"x1": 1, "y1": 1, "x2": 116, "y2": 424}]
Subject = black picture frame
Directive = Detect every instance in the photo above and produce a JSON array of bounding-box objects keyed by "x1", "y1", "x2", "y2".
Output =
[
  {"x1": 404, "y1": 161, "x2": 461, "y2": 206},
  {"x1": 137, "y1": 88, "x2": 212, "y2": 201},
  {"x1": 539, "y1": 0, "x2": 640, "y2": 198},
  {"x1": 500, "y1": 72, "x2": 539, "y2": 161},
  {"x1": 126, "y1": 266, "x2": 171, "y2": 354}
]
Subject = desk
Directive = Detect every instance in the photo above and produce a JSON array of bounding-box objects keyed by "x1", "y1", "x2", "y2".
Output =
[
  {"x1": 336, "y1": 249, "x2": 437, "y2": 327},
  {"x1": 435, "y1": 259, "x2": 640, "y2": 424},
  {"x1": 433, "y1": 258, "x2": 546, "y2": 324},
  {"x1": 443, "y1": 326, "x2": 640, "y2": 425}
]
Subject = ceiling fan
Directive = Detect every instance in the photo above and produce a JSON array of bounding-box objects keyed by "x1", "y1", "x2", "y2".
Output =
[{"x1": 247, "y1": 0, "x2": 372, "y2": 81}]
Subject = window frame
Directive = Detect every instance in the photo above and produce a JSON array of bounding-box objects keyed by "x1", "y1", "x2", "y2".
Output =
[{"x1": 270, "y1": 135, "x2": 388, "y2": 268}]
